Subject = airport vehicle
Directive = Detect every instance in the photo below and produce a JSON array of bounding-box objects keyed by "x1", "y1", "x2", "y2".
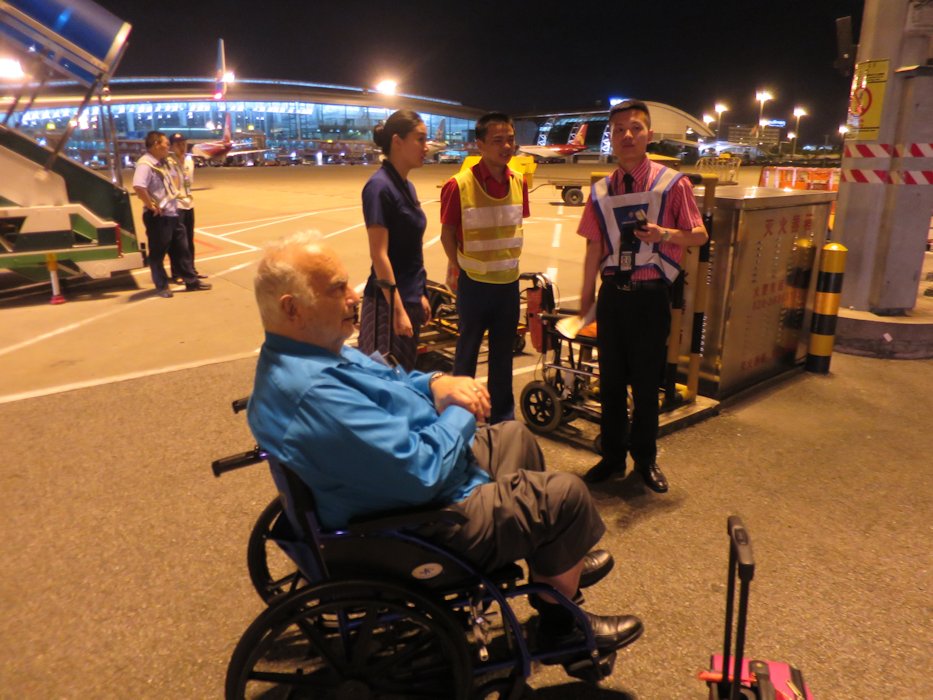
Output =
[
  {"x1": 0, "y1": 0, "x2": 142, "y2": 287},
  {"x1": 520, "y1": 123, "x2": 589, "y2": 160},
  {"x1": 212, "y1": 399, "x2": 623, "y2": 698}
]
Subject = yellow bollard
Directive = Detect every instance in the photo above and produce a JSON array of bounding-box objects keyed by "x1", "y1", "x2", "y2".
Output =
[
  {"x1": 805, "y1": 242, "x2": 847, "y2": 373},
  {"x1": 45, "y1": 253, "x2": 66, "y2": 305}
]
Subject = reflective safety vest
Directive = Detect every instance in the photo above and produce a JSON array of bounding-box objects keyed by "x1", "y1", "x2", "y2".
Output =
[
  {"x1": 591, "y1": 165, "x2": 683, "y2": 284},
  {"x1": 454, "y1": 169, "x2": 523, "y2": 284}
]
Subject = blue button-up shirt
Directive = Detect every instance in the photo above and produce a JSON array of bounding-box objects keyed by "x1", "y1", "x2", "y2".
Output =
[{"x1": 248, "y1": 333, "x2": 490, "y2": 528}]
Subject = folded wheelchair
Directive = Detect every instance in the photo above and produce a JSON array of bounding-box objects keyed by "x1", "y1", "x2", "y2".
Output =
[{"x1": 213, "y1": 398, "x2": 621, "y2": 699}]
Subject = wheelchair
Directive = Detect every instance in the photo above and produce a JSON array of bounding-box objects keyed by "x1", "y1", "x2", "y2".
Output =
[{"x1": 214, "y1": 399, "x2": 621, "y2": 699}]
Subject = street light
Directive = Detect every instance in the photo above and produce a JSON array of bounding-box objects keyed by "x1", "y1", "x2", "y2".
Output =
[
  {"x1": 375, "y1": 79, "x2": 397, "y2": 96},
  {"x1": 714, "y1": 102, "x2": 728, "y2": 138},
  {"x1": 702, "y1": 113, "x2": 714, "y2": 136},
  {"x1": 792, "y1": 107, "x2": 807, "y2": 156},
  {"x1": 0, "y1": 57, "x2": 25, "y2": 80},
  {"x1": 756, "y1": 90, "x2": 773, "y2": 146}
]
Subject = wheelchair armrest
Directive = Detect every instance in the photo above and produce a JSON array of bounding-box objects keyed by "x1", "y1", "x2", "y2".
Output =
[
  {"x1": 211, "y1": 447, "x2": 265, "y2": 477},
  {"x1": 232, "y1": 396, "x2": 250, "y2": 413},
  {"x1": 347, "y1": 503, "x2": 467, "y2": 534}
]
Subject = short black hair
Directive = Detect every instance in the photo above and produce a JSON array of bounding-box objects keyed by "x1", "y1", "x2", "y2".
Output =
[
  {"x1": 608, "y1": 99, "x2": 651, "y2": 127},
  {"x1": 475, "y1": 112, "x2": 513, "y2": 141},
  {"x1": 145, "y1": 130, "x2": 167, "y2": 149}
]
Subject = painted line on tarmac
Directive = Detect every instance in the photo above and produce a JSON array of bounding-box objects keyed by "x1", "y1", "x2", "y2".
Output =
[
  {"x1": 0, "y1": 349, "x2": 261, "y2": 405},
  {"x1": 0, "y1": 297, "x2": 160, "y2": 360},
  {"x1": 551, "y1": 222, "x2": 562, "y2": 248},
  {"x1": 214, "y1": 211, "x2": 324, "y2": 238},
  {"x1": 201, "y1": 204, "x2": 366, "y2": 234},
  {"x1": 3, "y1": 254, "x2": 261, "y2": 360},
  {"x1": 197, "y1": 228, "x2": 262, "y2": 251},
  {"x1": 201, "y1": 212, "x2": 316, "y2": 230},
  {"x1": 324, "y1": 223, "x2": 365, "y2": 238}
]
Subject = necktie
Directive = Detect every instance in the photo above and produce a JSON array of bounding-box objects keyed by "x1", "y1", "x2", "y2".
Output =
[{"x1": 623, "y1": 173, "x2": 635, "y2": 193}]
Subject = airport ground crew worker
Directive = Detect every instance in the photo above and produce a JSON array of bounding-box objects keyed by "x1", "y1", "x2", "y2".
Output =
[
  {"x1": 358, "y1": 110, "x2": 432, "y2": 371},
  {"x1": 440, "y1": 113, "x2": 529, "y2": 423},
  {"x1": 576, "y1": 100, "x2": 707, "y2": 492},
  {"x1": 166, "y1": 133, "x2": 207, "y2": 283},
  {"x1": 132, "y1": 130, "x2": 211, "y2": 298}
]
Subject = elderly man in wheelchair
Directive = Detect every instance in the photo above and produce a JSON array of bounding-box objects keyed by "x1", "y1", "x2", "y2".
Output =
[{"x1": 221, "y1": 231, "x2": 644, "y2": 698}]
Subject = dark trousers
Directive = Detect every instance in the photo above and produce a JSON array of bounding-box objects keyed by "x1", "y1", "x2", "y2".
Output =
[
  {"x1": 596, "y1": 283, "x2": 671, "y2": 466},
  {"x1": 143, "y1": 211, "x2": 196, "y2": 290},
  {"x1": 428, "y1": 421, "x2": 605, "y2": 576},
  {"x1": 453, "y1": 273, "x2": 520, "y2": 424},
  {"x1": 169, "y1": 208, "x2": 197, "y2": 278}
]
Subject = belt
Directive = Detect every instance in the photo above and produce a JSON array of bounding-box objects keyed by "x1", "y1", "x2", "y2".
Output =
[{"x1": 602, "y1": 276, "x2": 668, "y2": 292}]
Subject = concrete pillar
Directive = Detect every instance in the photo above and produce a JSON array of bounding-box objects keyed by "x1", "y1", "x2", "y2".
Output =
[{"x1": 834, "y1": 0, "x2": 933, "y2": 313}]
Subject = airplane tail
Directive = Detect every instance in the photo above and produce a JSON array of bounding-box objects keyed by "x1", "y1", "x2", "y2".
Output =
[
  {"x1": 434, "y1": 118, "x2": 446, "y2": 141},
  {"x1": 223, "y1": 113, "x2": 232, "y2": 145},
  {"x1": 214, "y1": 38, "x2": 227, "y2": 100},
  {"x1": 571, "y1": 123, "x2": 588, "y2": 145}
]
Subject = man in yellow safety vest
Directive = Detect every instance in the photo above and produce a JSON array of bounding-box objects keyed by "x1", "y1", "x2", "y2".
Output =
[{"x1": 440, "y1": 113, "x2": 530, "y2": 423}]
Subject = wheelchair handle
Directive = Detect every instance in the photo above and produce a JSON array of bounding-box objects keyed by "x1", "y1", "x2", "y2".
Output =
[
  {"x1": 232, "y1": 396, "x2": 250, "y2": 414},
  {"x1": 211, "y1": 447, "x2": 267, "y2": 477}
]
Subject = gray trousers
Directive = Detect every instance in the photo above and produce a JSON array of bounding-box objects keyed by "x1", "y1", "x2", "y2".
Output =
[{"x1": 427, "y1": 421, "x2": 606, "y2": 577}]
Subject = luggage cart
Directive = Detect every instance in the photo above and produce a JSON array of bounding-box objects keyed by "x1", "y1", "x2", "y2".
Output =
[{"x1": 414, "y1": 277, "x2": 535, "y2": 372}]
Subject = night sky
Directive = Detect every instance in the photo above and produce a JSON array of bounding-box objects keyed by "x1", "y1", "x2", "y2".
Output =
[{"x1": 94, "y1": 0, "x2": 863, "y2": 144}]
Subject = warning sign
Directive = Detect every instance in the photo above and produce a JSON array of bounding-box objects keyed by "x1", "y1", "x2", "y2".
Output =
[{"x1": 847, "y1": 59, "x2": 889, "y2": 141}]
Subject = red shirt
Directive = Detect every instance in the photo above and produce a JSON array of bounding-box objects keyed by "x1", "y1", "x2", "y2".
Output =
[
  {"x1": 440, "y1": 159, "x2": 531, "y2": 245},
  {"x1": 577, "y1": 158, "x2": 704, "y2": 280}
]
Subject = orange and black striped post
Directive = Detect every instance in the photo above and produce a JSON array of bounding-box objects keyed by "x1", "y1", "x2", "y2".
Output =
[{"x1": 805, "y1": 242, "x2": 847, "y2": 373}]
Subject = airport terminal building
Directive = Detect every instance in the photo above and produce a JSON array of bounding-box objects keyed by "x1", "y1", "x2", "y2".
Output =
[{"x1": 6, "y1": 76, "x2": 712, "y2": 166}]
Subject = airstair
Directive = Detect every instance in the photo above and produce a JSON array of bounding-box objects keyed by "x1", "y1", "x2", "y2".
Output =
[{"x1": 0, "y1": 0, "x2": 141, "y2": 285}]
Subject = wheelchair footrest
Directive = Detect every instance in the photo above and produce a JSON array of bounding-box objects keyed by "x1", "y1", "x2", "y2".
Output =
[{"x1": 563, "y1": 649, "x2": 617, "y2": 683}]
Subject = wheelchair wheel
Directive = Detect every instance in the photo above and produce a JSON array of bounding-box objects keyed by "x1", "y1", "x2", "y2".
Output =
[
  {"x1": 226, "y1": 579, "x2": 473, "y2": 699},
  {"x1": 247, "y1": 498, "x2": 305, "y2": 603},
  {"x1": 520, "y1": 381, "x2": 563, "y2": 434}
]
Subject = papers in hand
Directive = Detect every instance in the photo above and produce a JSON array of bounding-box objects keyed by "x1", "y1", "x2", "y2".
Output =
[{"x1": 555, "y1": 307, "x2": 595, "y2": 339}]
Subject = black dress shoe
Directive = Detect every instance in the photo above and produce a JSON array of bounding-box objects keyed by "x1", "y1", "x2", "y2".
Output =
[
  {"x1": 635, "y1": 462, "x2": 669, "y2": 493},
  {"x1": 157, "y1": 288, "x2": 173, "y2": 298},
  {"x1": 579, "y1": 549, "x2": 614, "y2": 588},
  {"x1": 583, "y1": 458, "x2": 625, "y2": 484},
  {"x1": 196, "y1": 273, "x2": 208, "y2": 279},
  {"x1": 185, "y1": 280, "x2": 212, "y2": 291},
  {"x1": 539, "y1": 611, "x2": 644, "y2": 659}
]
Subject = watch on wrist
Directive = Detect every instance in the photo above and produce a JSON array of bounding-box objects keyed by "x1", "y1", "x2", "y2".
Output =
[{"x1": 429, "y1": 371, "x2": 445, "y2": 389}]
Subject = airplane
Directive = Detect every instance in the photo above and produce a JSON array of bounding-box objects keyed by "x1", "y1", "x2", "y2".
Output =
[
  {"x1": 189, "y1": 113, "x2": 274, "y2": 165},
  {"x1": 188, "y1": 40, "x2": 275, "y2": 165},
  {"x1": 519, "y1": 123, "x2": 590, "y2": 160},
  {"x1": 424, "y1": 119, "x2": 447, "y2": 160}
]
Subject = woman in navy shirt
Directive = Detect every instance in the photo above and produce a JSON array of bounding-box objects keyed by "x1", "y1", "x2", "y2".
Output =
[{"x1": 358, "y1": 110, "x2": 431, "y2": 370}]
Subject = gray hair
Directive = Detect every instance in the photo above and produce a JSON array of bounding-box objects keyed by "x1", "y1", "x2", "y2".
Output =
[{"x1": 254, "y1": 230, "x2": 324, "y2": 327}]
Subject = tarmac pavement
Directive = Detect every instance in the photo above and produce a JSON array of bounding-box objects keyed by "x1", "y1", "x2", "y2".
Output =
[{"x1": 1, "y1": 163, "x2": 931, "y2": 698}]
